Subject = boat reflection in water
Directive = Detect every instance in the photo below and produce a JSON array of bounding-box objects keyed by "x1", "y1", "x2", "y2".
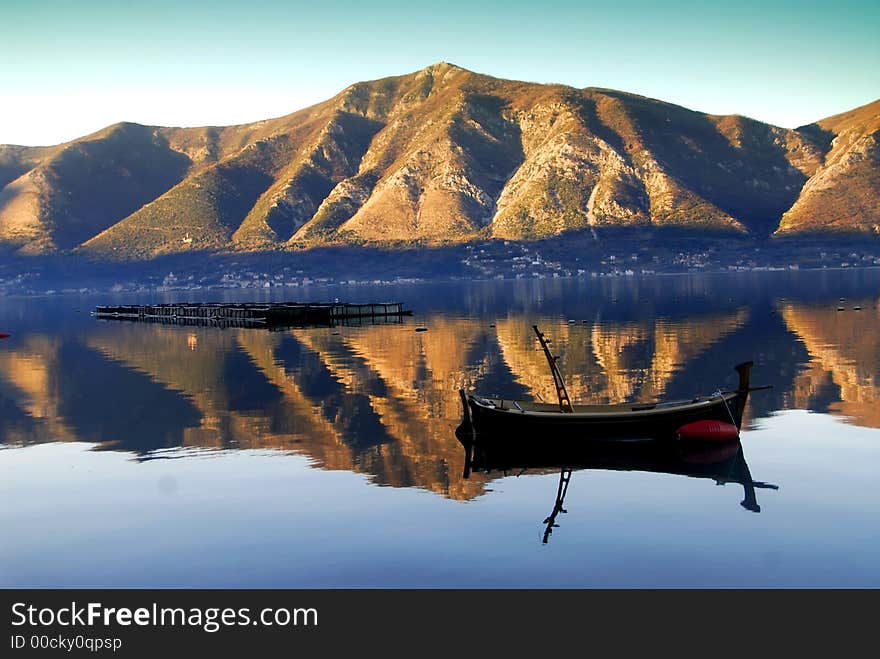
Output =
[{"x1": 457, "y1": 429, "x2": 779, "y2": 544}]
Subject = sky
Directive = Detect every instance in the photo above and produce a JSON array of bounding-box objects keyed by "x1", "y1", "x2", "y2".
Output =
[{"x1": 1, "y1": 0, "x2": 877, "y2": 146}]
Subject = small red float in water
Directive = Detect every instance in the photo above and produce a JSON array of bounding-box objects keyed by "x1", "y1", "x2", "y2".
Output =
[
  {"x1": 0, "y1": 333, "x2": 10, "y2": 339},
  {"x1": 676, "y1": 420, "x2": 740, "y2": 442}
]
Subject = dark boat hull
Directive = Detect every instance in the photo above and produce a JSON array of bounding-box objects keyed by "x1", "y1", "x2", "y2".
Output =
[
  {"x1": 465, "y1": 393, "x2": 744, "y2": 441},
  {"x1": 459, "y1": 362, "x2": 753, "y2": 442}
]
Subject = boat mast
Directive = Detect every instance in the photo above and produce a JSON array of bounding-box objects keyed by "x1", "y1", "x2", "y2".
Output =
[{"x1": 533, "y1": 325, "x2": 573, "y2": 413}]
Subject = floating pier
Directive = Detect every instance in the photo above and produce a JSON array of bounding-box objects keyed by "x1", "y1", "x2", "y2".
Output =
[{"x1": 92, "y1": 302, "x2": 411, "y2": 328}]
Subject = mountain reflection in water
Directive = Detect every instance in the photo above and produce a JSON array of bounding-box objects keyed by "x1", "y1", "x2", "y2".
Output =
[{"x1": 0, "y1": 271, "x2": 878, "y2": 502}]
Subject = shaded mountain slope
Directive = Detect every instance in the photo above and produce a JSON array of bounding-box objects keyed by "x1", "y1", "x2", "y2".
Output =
[
  {"x1": 775, "y1": 99, "x2": 880, "y2": 237},
  {"x1": 0, "y1": 123, "x2": 190, "y2": 252}
]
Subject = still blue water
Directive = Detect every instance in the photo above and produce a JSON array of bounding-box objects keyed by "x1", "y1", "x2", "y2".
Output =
[{"x1": 1, "y1": 270, "x2": 879, "y2": 587}]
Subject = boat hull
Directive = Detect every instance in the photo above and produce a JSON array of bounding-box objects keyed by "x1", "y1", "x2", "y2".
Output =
[
  {"x1": 463, "y1": 393, "x2": 744, "y2": 441},
  {"x1": 458, "y1": 361, "x2": 754, "y2": 442}
]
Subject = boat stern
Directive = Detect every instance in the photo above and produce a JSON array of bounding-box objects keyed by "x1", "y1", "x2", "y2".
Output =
[{"x1": 734, "y1": 361, "x2": 754, "y2": 428}]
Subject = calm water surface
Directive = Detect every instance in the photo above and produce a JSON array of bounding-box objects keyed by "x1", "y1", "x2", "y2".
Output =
[{"x1": 1, "y1": 270, "x2": 879, "y2": 587}]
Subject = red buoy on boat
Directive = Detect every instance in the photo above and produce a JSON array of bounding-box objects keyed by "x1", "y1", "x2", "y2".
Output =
[{"x1": 676, "y1": 420, "x2": 740, "y2": 442}]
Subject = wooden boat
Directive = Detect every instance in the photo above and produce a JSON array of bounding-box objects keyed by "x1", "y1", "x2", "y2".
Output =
[{"x1": 458, "y1": 325, "x2": 764, "y2": 442}]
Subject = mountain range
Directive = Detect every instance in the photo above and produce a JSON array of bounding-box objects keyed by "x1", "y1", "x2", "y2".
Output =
[{"x1": 1, "y1": 63, "x2": 878, "y2": 260}]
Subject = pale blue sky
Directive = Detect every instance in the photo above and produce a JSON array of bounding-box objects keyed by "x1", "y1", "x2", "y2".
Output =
[{"x1": 1, "y1": 0, "x2": 877, "y2": 145}]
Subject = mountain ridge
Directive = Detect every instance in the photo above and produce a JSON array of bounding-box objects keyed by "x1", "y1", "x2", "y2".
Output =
[{"x1": 1, "y1": 63, "x2": 877, "y2": 260}]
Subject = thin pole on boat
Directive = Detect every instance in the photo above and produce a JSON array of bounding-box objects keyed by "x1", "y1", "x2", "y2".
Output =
[
  {"x1": 533, "y1": 325, "x2": 573, "y2": 413},
  {"x1": 717, "y1": 385, "x2": 773, "y2": 394}
]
